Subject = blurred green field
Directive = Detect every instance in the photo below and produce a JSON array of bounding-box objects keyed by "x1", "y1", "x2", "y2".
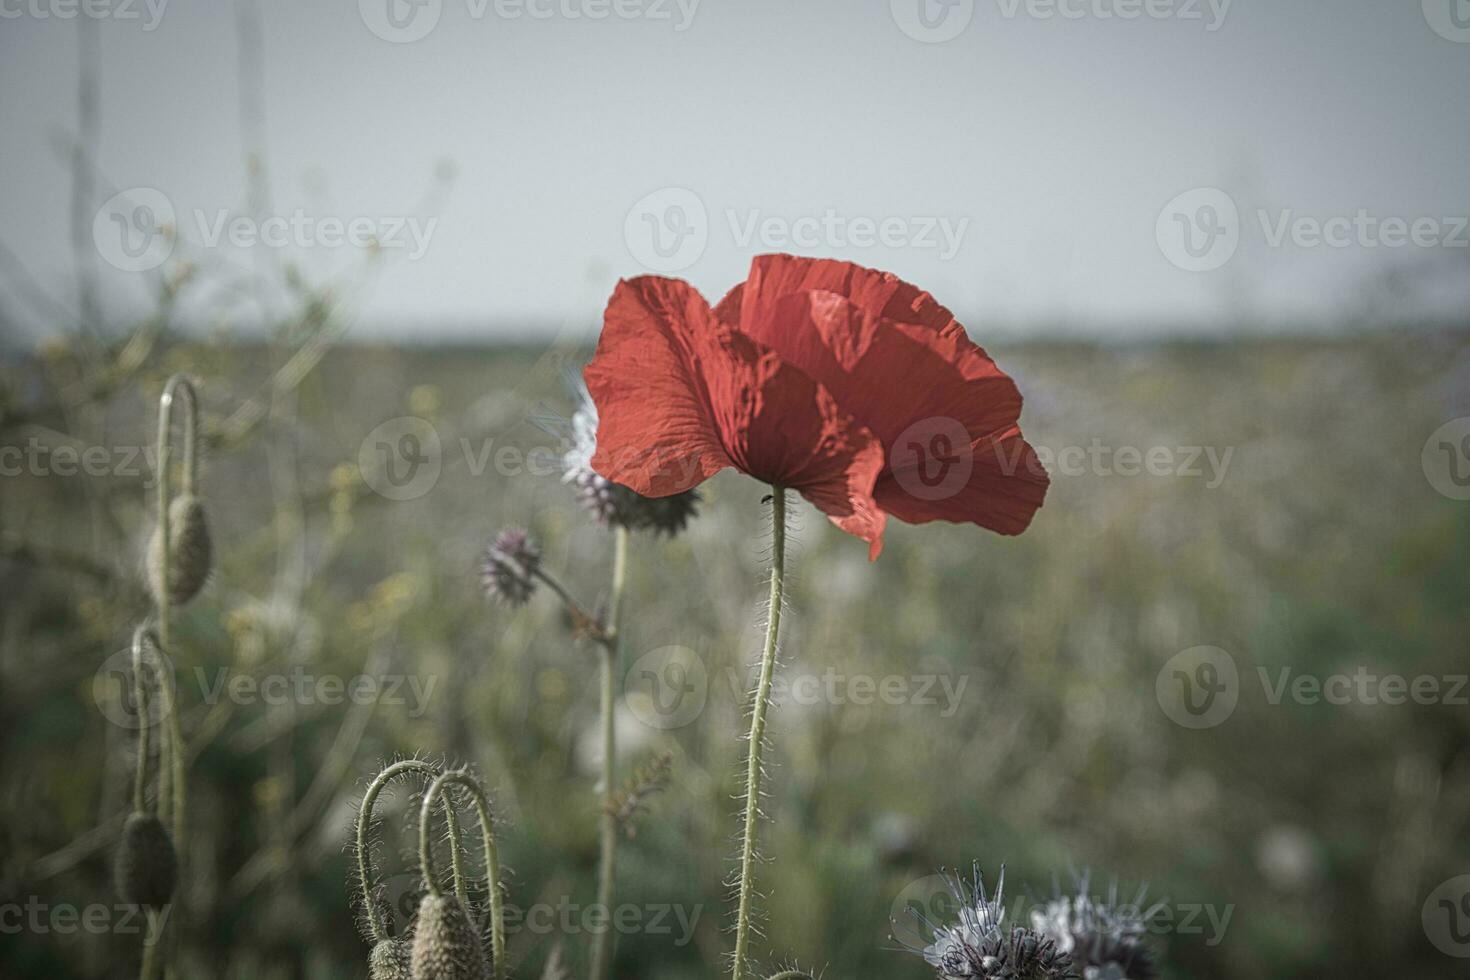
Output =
[{"x1": 3, "y1": 330, "x2": 1469, "y2": 978}]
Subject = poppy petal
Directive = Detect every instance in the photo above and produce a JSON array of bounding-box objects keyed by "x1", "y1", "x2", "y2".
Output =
[
  {"x1": 715, "y1": 253, "x2": 969, "y2": 344},
  {"x1": 731, "y1": 287, "x2": 1050, "y2": 537},
  {"x1": 586, "y1": 276, "x2": 888, "y2": 554},
  {"x1": 585, "y1": 276, "x2": 734, "y2": 497}
]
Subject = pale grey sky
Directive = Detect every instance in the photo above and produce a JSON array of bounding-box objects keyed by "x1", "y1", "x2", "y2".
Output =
[{"x1": 1, "y1": 0, "x2": 1468, "y2": 342}]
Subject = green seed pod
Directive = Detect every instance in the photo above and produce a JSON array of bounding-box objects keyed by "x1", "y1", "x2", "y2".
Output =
[
  {"x1": 147, "y1": 494, "x2": 213, "y2": 606},
  {"x1": 409, "y1": 894, "x2": 487, "y2": 980},
  {"x1": 115, "y1": 813, "x2": 178, "y2": 909},
  {"x1": 369, "y1": 938, "x2": 412, "y2": 980}
]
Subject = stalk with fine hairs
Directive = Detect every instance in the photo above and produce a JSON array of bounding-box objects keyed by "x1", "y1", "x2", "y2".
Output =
[
  {"x1": 353, "y1": 760, "x2": 476, "y2": 978},
  {"x1": 417, "y1": 771, "x2": 508, "y2": 980},
  {"x1": 151, "y1": 375, "x2": 200, "y2": 846},
  {"x1": 731, "y1": 488, "x2": 787, "y2": 980},
  {"x1": 589, "y1": 526, "x2": 629, "y2": 980}
]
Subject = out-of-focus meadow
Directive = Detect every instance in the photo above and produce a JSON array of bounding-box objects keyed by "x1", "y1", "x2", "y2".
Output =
[{"x1": 3, "y1": 317, "x2": 1469, "y2": 978}]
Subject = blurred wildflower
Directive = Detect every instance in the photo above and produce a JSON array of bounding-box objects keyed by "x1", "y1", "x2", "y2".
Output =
[
  {"x1": 1029, "y1": 875, "x2": 1159, "y2": 980},
  {"x1": 562, "y1": 379, "x2": 700, "y2": 536},
  {"x1": 480, "y1": 529, "x2": 541, "y2": 607}
]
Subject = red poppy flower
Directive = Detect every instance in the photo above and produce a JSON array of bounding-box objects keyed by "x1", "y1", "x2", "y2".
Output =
[{"x1": 585, "y1": 254, "x2": 1048, "y2": 559}]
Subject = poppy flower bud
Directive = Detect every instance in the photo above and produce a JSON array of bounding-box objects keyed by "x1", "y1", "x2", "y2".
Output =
[
  {"x1": 147, "y1": 494, "x2": 213, "y2": 606},
  {"x1": 409, "y1": 894, "x2": 488, "y2": 980},
  {"x1": 369, "y1": 938, "x2": 412, "y2": 980},
  {"x1": 115, "y1": 813, "x2": 178, "y2": 910},
  {"x1": 480, "y1": 529, "x2": 540, "y2": 607}
]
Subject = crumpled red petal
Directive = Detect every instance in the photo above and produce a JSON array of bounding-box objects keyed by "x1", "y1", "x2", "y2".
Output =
[
  {"x1": 713, "y1": 255, "x2": 1049, "y2": 538},
  {"x1": 585, "y1": 275, "x2": 887, "y2": 552}
]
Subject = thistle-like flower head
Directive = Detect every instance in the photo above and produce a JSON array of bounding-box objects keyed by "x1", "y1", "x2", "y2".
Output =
[
  {"x1": 481, "y1": 528, "x2": 541, "y2": 607},
  {"x1": 900, "y1": 864, "x2": 1078, "y2": 980},
  {"x1": 562, "y1": 380, "x2": 700, "y2": 536},
  {"x1": 1029, "y1": 874, "x2": 1160, "y2": 980}
]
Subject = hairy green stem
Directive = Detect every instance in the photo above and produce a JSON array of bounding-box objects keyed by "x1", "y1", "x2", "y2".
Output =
[
  {"x1": 154, "y1": 376, "x2": 196, "y2": 843},
  {"x1": 355, "y1": 759, "x2": 458, "y2": 943},
  {"x1": 419, "y1": 772, "x2": 507, "y2": 980},
  {"x1": 731, "y1": 488, "x2": 786, "y2": 980},
  {"x1": 590, "y1": 526, "x2": 629, "y2": 980},
  {"x1": 130, "y1": 629, "x2": 150, "y2": 814}
]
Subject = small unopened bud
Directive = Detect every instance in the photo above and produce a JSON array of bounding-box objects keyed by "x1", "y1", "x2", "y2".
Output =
[
  {"x1": 115, "y1": 813, "x2": 178, "y2": 909},
  {"x1": 369, "y1": 938, "x2": 412, "y2": 980},
  {"x1": 480, "y1": 529, "x2": 540, "y2": 607},
  {"x1": 409, "y1": 894, "x2": 488, "y2": 980},
  {"x1": 147, "y1": 494, "x2": 213, "y2": 606}
]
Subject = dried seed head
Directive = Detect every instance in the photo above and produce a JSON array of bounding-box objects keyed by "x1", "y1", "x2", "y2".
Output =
[
  {"x1": 115, "y1": 813, "x2": 178, "y2": 910},
  {"x1": 409, "y1": 894, "x2": 488, "y2": 980},
  {"x1": 480, "y1": 529, "x2": 540, "y2": 607},
  {"x1": 369, "y1": 938, "x2": 412, "y2": 980},
  {"x1": 147, "y1": 494, "x2": 213, "y2": 606}
]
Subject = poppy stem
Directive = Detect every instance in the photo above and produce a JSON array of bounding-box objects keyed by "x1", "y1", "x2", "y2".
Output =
[
  {"x1": 590, "y1": 525, "x2": 629, "y2": 980},
  {"x1": 731, "y1": 487, "x2": 786, "y2": 980}
]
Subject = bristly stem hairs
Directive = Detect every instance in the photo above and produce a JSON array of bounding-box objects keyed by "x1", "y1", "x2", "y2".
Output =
[{"x1": 731, "y1": 488, "x2": 787, "y2": 980}]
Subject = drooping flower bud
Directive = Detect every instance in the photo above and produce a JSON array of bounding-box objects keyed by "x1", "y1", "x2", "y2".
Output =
[
  {"x1": 409, "y1": 894, "x2": 488, "y2": 980},
  {"x1": 115, "y1": 812, "x2": 178, "y2": 910},
  {"x1": 369, "y1": 938, "x2": 412, "y2": 980},
  {"x1": 147, "y1": 494, "x2": 213, "y2": 606}
]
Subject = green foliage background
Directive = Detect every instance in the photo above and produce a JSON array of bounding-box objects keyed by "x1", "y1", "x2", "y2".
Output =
[{"x1": 3, "y1": 329, "x2": 1469, "y2": 978}]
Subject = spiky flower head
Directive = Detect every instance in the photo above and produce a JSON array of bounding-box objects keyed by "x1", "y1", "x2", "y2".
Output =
[
  {"x1": 480, "y1": 528, "x2": 540, "y2": 607},
  {"x1": 1029, "y1": 875, "x2": 1160, "y2": 980},
  {"x1": 562, "y1": 381, "x2": 700, "y2": 536},
  {"x1": 901, "y1": 864, "x2": 1078, "y2": 980}
]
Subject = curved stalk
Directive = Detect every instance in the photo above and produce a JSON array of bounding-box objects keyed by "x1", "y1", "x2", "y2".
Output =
[
  {"x1": 355, "y1": 758, "x2": 470, "y2": 940},
  {"x1": 419, "y1": 771, "x2": 508, "y2": 980},
  {"x1": 731, "y1": 489, "x2": 786, "y2": 980},
  {"x1": 590, "y1": 526, "x2": 629, "y2": 980}
]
